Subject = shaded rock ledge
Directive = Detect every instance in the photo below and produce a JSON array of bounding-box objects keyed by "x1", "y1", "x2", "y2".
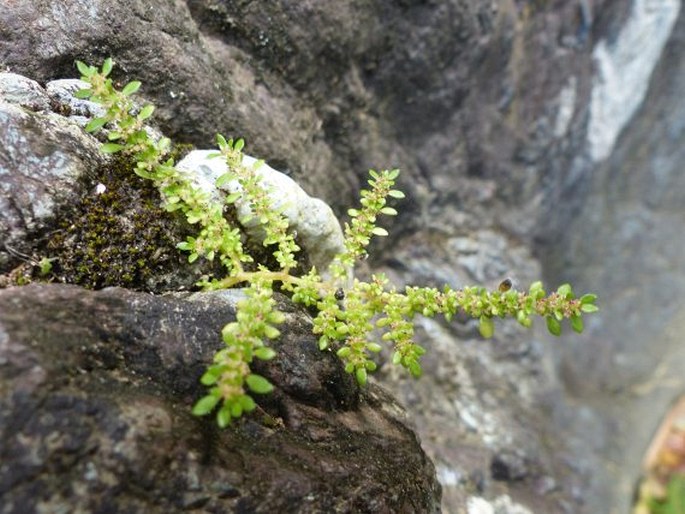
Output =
[{"x1": 0, "y1": 284, "x2": 441, "y2": 514}]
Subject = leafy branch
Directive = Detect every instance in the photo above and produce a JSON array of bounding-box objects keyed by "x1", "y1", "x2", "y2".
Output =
[{"x1": 75, "y1": 59, "x2": 598, "y2": 427}]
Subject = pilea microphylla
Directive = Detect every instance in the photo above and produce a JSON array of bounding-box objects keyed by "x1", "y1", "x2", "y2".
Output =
[{"x1": 74, "y1": 59, "x2": 598, "y2": 428}]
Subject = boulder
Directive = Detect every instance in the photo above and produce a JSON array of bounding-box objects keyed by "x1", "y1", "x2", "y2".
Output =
[
  {"x1": 0, "y1": 284, "x2": 440, "y2": 513},
  {"x1": 3, "y1": 0, "x2": 685, "y2": 512}
]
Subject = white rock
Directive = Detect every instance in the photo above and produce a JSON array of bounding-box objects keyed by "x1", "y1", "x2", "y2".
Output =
[
  {"x1": 587, "y1": 0, "x2": 680, "y2": 162},
  {"x1": 467, "y1": 497, "x2": 494, "y2": 514},
  {"x1": 176, "y1": 150, "x2": 345, "y2": 273},
  {"x1": 554, "y1": 76, "x2": 576, "y2": 139},
  {"x1": 45, "y1": 79, "x2": 106, "y2": 119},
  {"x1": 467, "y1": 495, "x2": 534, "y2": 514}
]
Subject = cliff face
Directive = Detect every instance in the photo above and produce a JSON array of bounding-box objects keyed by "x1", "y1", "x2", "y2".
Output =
[{"x1": 1, "y1": 1, "x2": 684, "y2": 512}]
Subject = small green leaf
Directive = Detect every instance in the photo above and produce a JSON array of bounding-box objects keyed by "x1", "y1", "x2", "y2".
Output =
[
  {"x1": 254, "y1": 347, "x2": 276, "y2": 360},
  {"x1": 159, "y1": 138, "x2": 171, "y2": 153},
  {"x1": 580, "y1": 294, "x2": 597, "y2": 305},
  {"x1": 546, "y1": 316, "x2": 562, "y2": 336},
  {"x1": 556, "y1": 283, "x2": 573, "y2": 299},
  {"x1": 387, "y1": 168, "x2": 400, "y2": 180},
  {"x1": 74, "y1": 88, "x2": 93, "y2": 99},
  {"x1": 263, "y1": 325, "x2": 280, "y2": 339},
  {"x1": 230, "y1": 401, "x2": 243, "y2": 418},
  {"x1": 240, "y1": 394, "x2": 256, "y2": 412},
  {"x1": 216, "y1": 172, "x2": 235, "y2": 187},
  {"x1": 516, "y1": 310, "x2": 532, "y2": 328},
  {"x1": 122, "y1": 80, "x2": 141, "y2": 96},
  {"x1": 570, "y1": 314, "x2": 584, "y2": 334},
  {"x1": 101, "y1": 57, "x2": 113, "y2": 77},
  {"x1": 479, "y1": 316, "x2": 494, "y2": 339},
  {"x1": 380, "y1": 207, "x2": 398, "y2": 216},
  {"x1": 100, "y1": 143, "x2": 124, "y2": 154},
  {"x1": 85, "y1": 117, "x2": 107, "y2": 133},
  {"x1": 356, "y1": 367, "x2": 368, "y2": 386},
  {"x1": 529, "y1": 281, "x2": 544, "y2": 297},
  {"x1": 388, "y1": 189, "x2": 405, "y2": 199},
  {"x1": 367, "y1": 343, "x2": 382, "y2": 353},
  {"x1": 138, "y1": 104, "x2": 155, "y2": 120},
  {"x1": 408, "y1": 361, "x2": 422, "y2": 378},
  {"x1": 75, "y1": 60, "x2": 94, "y2": 77},
  {"x1": 134, "y1": 168, "x2": 152, "y2": 179},
  {"x1": 200, "y1": 366, "x2": 225, "y2": 385},
  {"x1": 217, "y1": 405, "x2": 232, "y2": 428},
  {"x1": 246, "y1": 374, "x2": 274, "y2": 394},
  {"x1": 37, "y1": 257, "x2": 55, "y2": 276},
  {"x1": 224, "y1": 192, "x2": 241, "y2": 203},
  {"x1": 581, "y1": 303, "x2": 599, "y2": 313},
  {"x1": 371, "y1": 227, "x2": 388, "y2": 236},
  {"x1": 192, "y1": 394, "x2": 219, "y2": 416},
  {"x1": 234, "y1": 138, "x2": 245, "y2": 151}
]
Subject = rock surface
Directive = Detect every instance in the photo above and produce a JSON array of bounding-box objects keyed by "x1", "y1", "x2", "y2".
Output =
[
  {"x1": 2, "y1": 0, "x2": 685, "y2": 512},
  {"x1": 0, "y1": 74, "x2": 107, "y2": 271},
  {"x1": 176, "y1": 150, "x2": 345, "y2": 272},
  {"x1": 0, "y1": 284, "x2": 440, "y2": 514}
]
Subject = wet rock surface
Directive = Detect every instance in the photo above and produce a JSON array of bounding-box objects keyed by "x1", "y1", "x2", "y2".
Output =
[{"x1": 0, "y1": 284, "x2": 440, "y2": 514}]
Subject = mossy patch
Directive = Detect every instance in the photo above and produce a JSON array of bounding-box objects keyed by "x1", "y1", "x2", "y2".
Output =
[{"x1": 42, "y1": 145, "x2": 210, "y2": 292}]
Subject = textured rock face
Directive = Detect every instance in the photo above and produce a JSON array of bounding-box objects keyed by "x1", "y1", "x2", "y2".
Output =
[
  {"x1": 0, "y1": 285, "x2": 440, "y2": 513},
  {"x1": 544, "y1": 6, "x2": 685, "y2": 514},
  {"x1": 2, "y1": 0, "x2": 685, "y2": 513},
  {"x1": 0, "y1": 73, "x2": 107, "y2": 270}
]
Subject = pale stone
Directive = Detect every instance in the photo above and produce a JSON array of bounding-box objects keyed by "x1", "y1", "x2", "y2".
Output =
[
  {"x1": 588, "y1": 0, "x2": 680, "y2": 162},
  {"x1": 0, "y1": 72, "x2": 51, "y2": 111},
  {"x1": 176, "y1": 150, "x2": 345, "y2": 273}
]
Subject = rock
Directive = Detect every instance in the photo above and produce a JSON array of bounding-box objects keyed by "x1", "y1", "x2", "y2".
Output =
[
  {"x1": 0, "y1": 73, "x2": 52, "y2": 111},
  {"x1": 587, "y1": 0, "x2": 680, "y2": 162},
  {"x1": 45, "y1": 79, "x2": 106, "y2": 120},
  {"x1": 542, "y1": 5, "x2": 685, "y2": 513},
  {"x1": 176, "y1": 150, "x2": 345, "y2": 273},
  {"x1": 0, "y1": 92, "x2": 107, "y2": 270},
  {"x1": 3, "y1": 1, "x2": 685, "y2": 512},
  {"x1": 467, "y1": 495, "x2": 534, "y2": 514},
  {"x1": 0, "y1": 284, "x2": 441, "y2": 513}
]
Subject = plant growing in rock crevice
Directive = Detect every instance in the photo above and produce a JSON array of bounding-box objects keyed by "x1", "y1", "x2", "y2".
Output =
[{"x1": 75, "y1": 59, "x2": 599, "y2": 427}]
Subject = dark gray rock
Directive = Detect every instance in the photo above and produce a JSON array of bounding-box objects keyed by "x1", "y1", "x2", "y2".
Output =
[
  {"x1": 0, "y1": 284, "x2": 440, "y2": 514},
  {"x1": 3, "y1": 0, "x2": 684, "y2": 512}
]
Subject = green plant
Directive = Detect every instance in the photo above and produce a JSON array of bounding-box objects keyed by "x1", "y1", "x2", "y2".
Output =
[
  {"x1": 75, "y1": 59, "x2": 599, "y2": 427},
  {"x1": 643, "y1": 473, "x2": 685, "y2": 514}
]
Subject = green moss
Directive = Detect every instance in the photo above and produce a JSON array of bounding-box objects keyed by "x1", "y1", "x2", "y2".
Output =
[{"x1": 45, "y1": 150, "x2": 197, "y2": 291}]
